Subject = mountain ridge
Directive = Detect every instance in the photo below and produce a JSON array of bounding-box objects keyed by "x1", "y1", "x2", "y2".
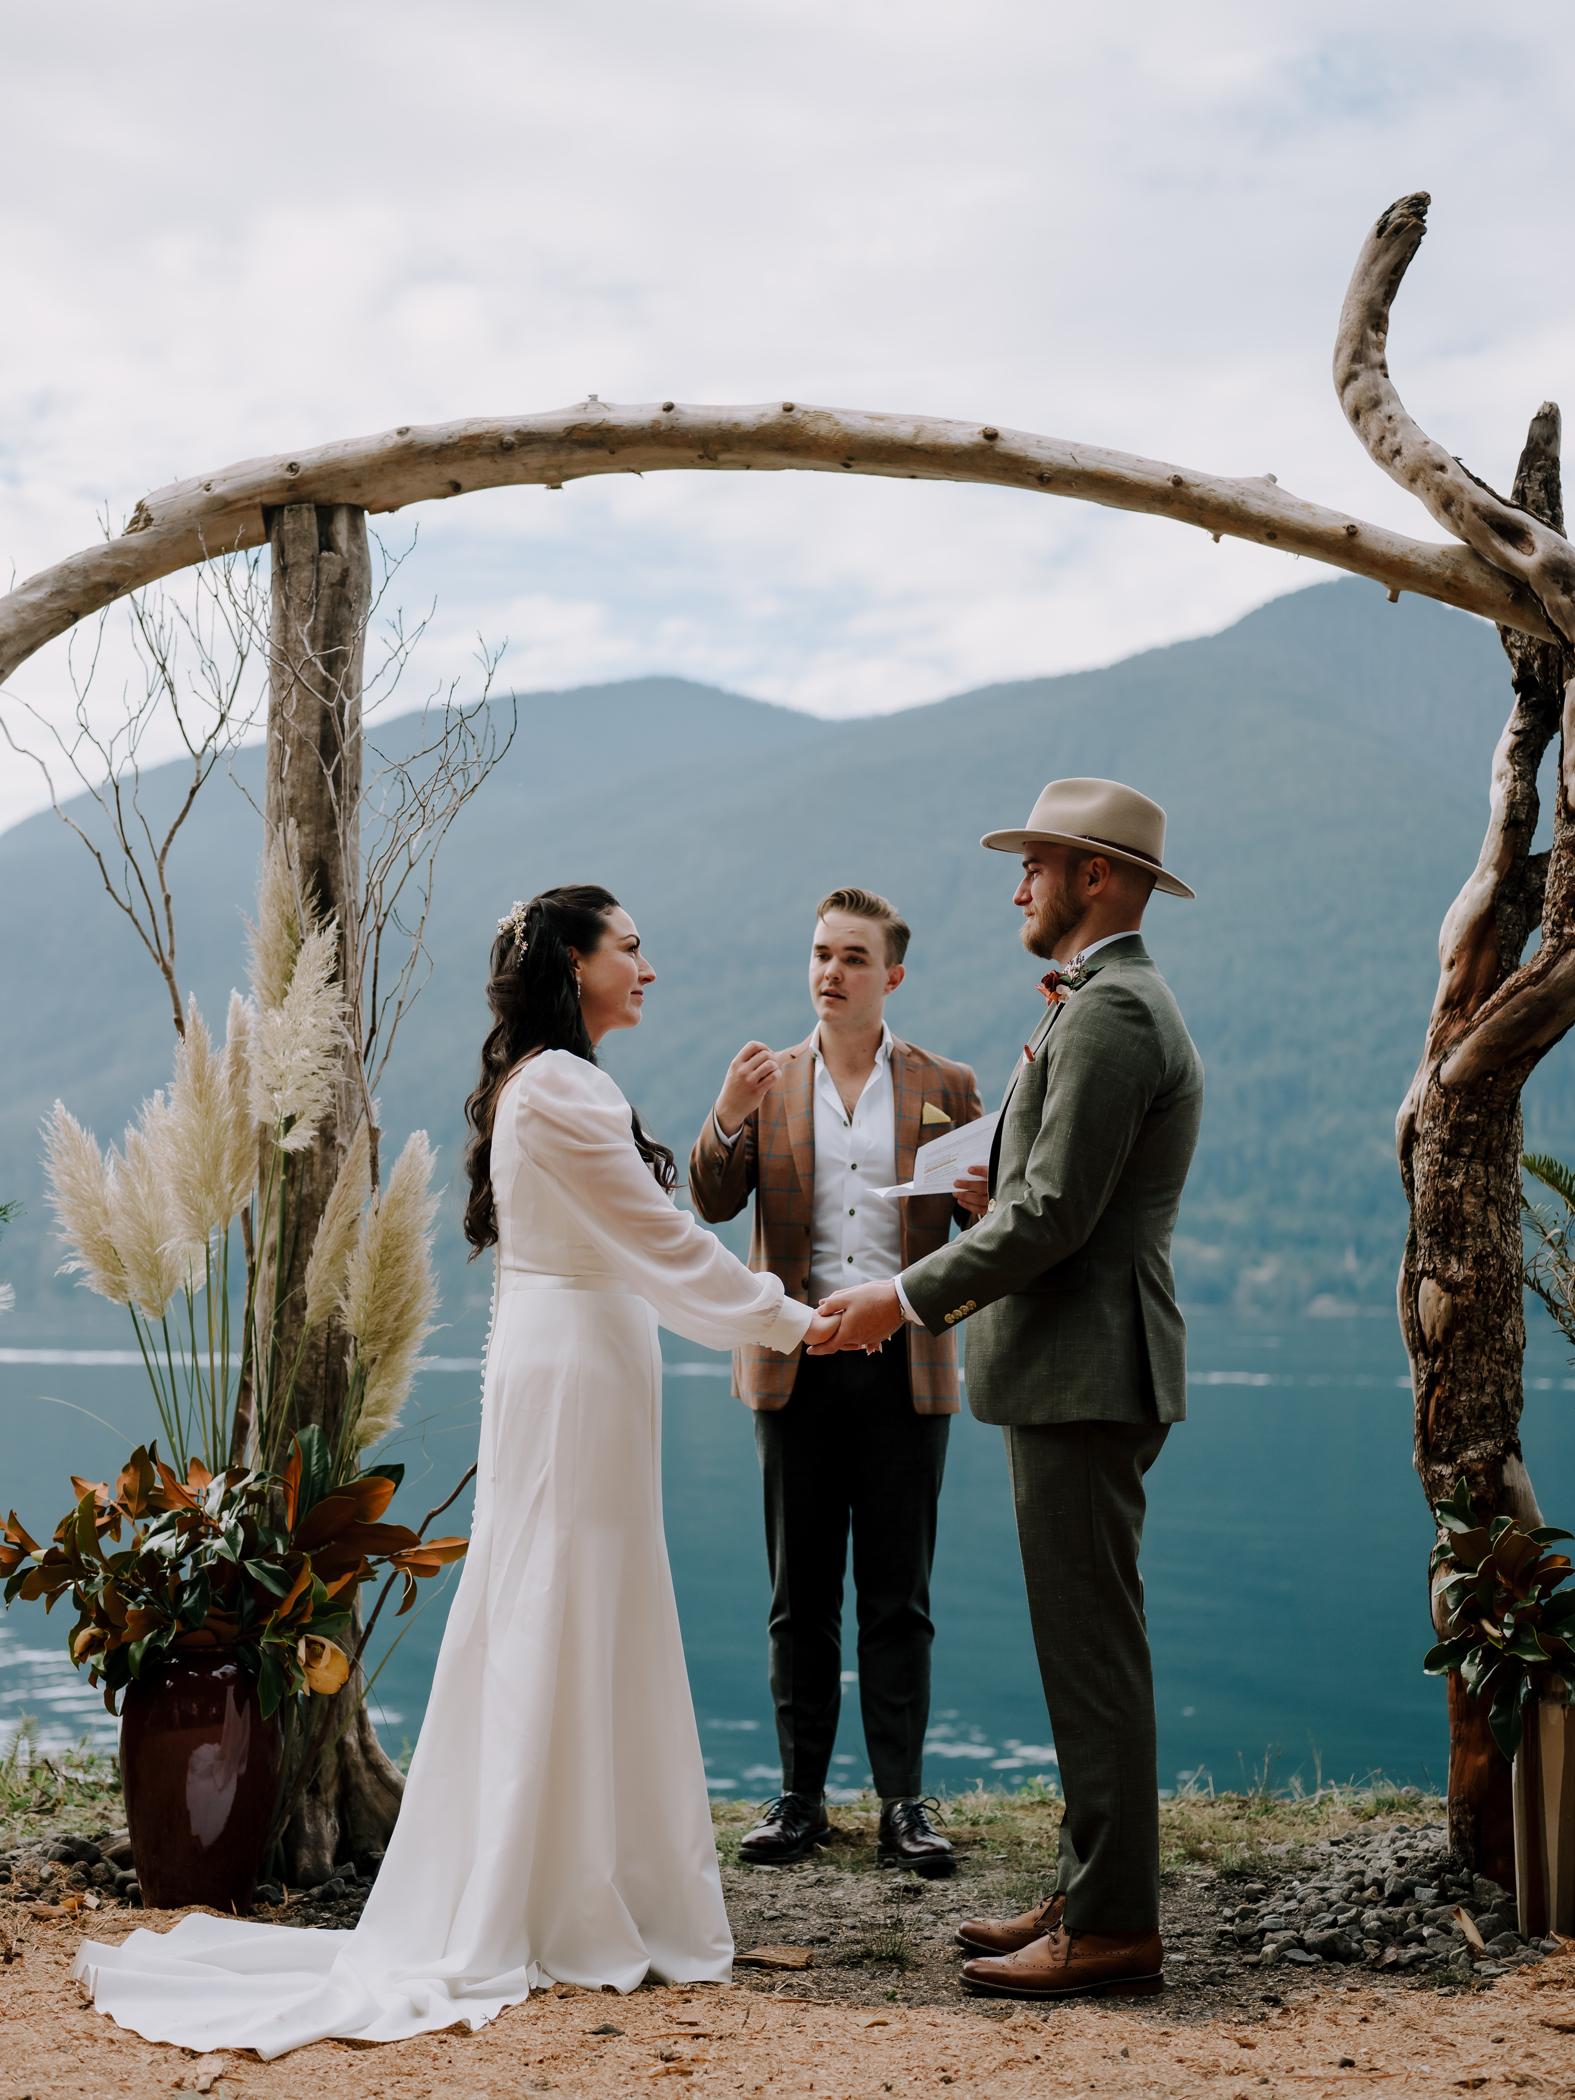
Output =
[{"x1": 4, "y1": 576, "x2": 1564, "y2": 1349}]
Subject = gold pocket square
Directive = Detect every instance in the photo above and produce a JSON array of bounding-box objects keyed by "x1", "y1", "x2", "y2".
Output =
[{"x1": 921, "y1": 1102, "x2": 953, "y2": 1126}]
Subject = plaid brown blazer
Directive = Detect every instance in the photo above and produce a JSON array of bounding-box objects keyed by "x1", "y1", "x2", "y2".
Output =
[{"x1": 687, "y1": 1034, "x2": 983, "y2": 1412}]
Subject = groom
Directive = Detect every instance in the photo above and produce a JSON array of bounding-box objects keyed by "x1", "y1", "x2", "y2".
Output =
[{"x1": 815, "y1": 780, "x2": 1203, "y2": 2000}]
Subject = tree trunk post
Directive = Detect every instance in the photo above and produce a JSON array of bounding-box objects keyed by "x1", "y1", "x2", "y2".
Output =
[
  {"x1": 1396, "y1": 412, "x2": 1572, "y2": 1883},
  {"x1": 258, "y1": 501, "x2": 404, "y2": 1884}
]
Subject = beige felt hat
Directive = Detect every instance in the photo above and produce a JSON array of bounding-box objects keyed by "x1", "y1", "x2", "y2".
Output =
[{"x1": 981, "y1": 777, "x2": 1195, "y2": 900}]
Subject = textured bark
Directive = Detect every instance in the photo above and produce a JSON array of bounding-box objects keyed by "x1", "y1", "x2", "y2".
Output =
[
  {"x1": 256, "y1": 504, "x2": 370, "y2": 1453},
  {"x1": 1388, "y1": 403, "x2": 1573, "y2": 1882},
  {"x1": 255, "y1": 504, "x2": 405, "y2": 1885},
  {"x1": 0, "y1": 402, "x2": 1558, "y2": 698},
  {"x1": 1336, "y1": 196, "x2": 1575, "y2": 651}
]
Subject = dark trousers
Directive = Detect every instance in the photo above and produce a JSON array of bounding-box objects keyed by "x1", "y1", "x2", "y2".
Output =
[
  {"x1": 1003, "y1": 1419, "x2": 1169, "y2": 1934},
  {"x1": 754, "y1": 1343, "x2": 949, "y2": 1801}
]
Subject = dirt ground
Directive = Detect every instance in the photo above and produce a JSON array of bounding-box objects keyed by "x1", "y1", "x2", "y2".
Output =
[
  {"x1": 3, "y1": 1905, "x2": 1573, "y2": 2100},
  {"x1": 5, "y1": 1785, "x2": 1575, "y2": 2097}
]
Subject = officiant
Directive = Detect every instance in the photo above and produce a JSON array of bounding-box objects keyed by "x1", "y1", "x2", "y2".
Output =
[{"x1": 689, "y1": 887, "x2": 982, "y2": 1875}]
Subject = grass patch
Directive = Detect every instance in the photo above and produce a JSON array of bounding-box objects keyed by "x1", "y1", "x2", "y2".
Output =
[
  {"x1": 838, "y1": 1924, "x2": 918, "y2": 1970},
  {"x1": 713, "y1": 1780, "x2": 1444, "y2": 1885},
  {"x1": 2, "y1": 1730, "x2": 1443, "y2": 1887},
  {"x1": 0, "y1": 1722, "x2": 122, "y2": 1852}
]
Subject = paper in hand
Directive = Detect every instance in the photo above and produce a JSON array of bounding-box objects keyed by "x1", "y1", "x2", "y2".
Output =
[{"x1": 878, "y1": 1110, "x2": 1001, "y2": 1199}]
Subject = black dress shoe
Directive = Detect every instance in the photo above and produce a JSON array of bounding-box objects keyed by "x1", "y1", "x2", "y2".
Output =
[
  {"x1": 877, "y1": 1797, "x2": 955, "y2": 1878},
  {"x1": 738, "y1": 1792, "x2": 832, "y2": 1864}
]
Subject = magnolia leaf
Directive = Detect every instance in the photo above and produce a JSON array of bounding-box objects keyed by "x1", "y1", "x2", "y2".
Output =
[
  {"x1": 1489, "y1": 1683, "x2": 1526, "y2": 1763},
  {"x1": 280, "y1": 1443, "x2": 303, "y2": 1530},
  {"x1": 389, "y1": 1535, "x2": 469, "y2": 1576},
  {"x1": 297, "y1": 1634, "x2": 351, "y2": 1695},
  {"x1": 338, "y1": 1474, "x2": 399, "y2": 1524},
  {"x1": 1461, "y1": 1647, "x2": 1503, "y2": 1699},
  {"x1": 1529, "y1": 1526, "x2": 1575, "y2": 1545},
  {"x1": 153, "y1": 1460, "x2": 200, "y2": 1511},
  {"x1": 1423, "y1": 1637, "x2": 1474, "y2": 1676}
]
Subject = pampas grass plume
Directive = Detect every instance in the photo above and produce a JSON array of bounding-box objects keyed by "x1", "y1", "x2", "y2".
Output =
[
  {"x1": 341, "y1": 1130, "x2": 439, "y2": 1455},
  {"x1": 166, "y1": 999, "x2": 254, "y2": 1245},
  {"x1": 42, "y1": 1103, "x2": 129, "y2": 1304},
  {"x1": 304, "y1": 1119, "x2": 371, "y2": 1330},
  {"x1": 111, "y1": 1094, "x2": 194, "y2": 1318},
  {"x1": 249, "y1": 919, "x2": 346, "y2": 1151},
  {"x1": 248, "y1": 830, "x2": 303, "y2": 1013},
  {"x1": 220, "y1": 990, "x2": 258, "y2": 1216}
]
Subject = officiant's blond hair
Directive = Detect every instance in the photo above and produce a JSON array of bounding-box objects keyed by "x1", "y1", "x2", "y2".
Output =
[{"x1": 815, "y1": 886, "x2": 910, "y2": 966}]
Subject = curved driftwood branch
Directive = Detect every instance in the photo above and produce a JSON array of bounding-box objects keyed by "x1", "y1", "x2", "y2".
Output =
[
  {"x1": 0, "y1": 399, "x2": 1558, "y2": 695},
  {"x1": 1336, "y1": 193, "x2": 1575, "y2": 646},
  {"x1": 1420, "y1": 409, "x2": 1570, "y2": 1060}
]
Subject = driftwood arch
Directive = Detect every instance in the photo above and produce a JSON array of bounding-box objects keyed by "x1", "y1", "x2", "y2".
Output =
[{"x1": 5, "y1": 194, "x2": 1574, "y2": 1883}]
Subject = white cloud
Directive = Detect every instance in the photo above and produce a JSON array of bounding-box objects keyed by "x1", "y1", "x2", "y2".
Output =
[{"x1": 2, "y1": 0, "x2": 1571, "y2": 830}]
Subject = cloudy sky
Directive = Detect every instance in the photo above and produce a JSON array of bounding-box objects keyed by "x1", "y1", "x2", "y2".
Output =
[{"x1": 3, "y1": 0, "x2": 1572, "y2": 831}]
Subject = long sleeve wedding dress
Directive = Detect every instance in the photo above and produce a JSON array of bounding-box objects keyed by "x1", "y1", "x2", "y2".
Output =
[{"x1": 73, "y1": 1051, "x2": 811, "y2": 2056}]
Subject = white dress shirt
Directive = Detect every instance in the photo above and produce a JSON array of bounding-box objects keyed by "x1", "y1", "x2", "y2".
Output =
[
  {"x1": 892, "y1": 931, "x2": 1142, "y2": 1324},
  {"x1": 713, "y1": 1024, "x2": 904, "y2": 1306},
  {"x1": 805, "y1": 1023, "x2": 903, "y2": 1304}
]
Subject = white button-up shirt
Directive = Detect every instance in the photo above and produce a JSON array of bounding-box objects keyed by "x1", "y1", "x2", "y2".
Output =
[{"x1": 807, "y1": 1023, "x2": 903, "y2": 1304}]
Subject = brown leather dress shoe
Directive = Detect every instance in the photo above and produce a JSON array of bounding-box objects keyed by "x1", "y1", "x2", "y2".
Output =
[
  {"x1": 956, "y1": 1891, "x2": 1064, "y2": 1955},
  {"x1": 960, "y1": 1923, "x2": 1164, "y2": 1999}
]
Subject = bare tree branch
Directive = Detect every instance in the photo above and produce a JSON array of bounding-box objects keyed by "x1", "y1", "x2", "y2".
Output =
[{"x1": 0, "y1": 553, "x2": 269, "y2": 1034}]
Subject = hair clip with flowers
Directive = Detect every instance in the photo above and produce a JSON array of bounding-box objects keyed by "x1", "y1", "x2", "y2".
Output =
[{"x1": 497, "y1": 899, "x2": 530, "y2": 962}]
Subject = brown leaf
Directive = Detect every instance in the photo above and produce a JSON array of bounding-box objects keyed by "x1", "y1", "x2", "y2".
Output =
[
  {"x1": 1539, "y1": 2015, "x2": 1575, "y2": 2034},
  {"x1": 734, "y1": 1944, "x2": 814, "y2": 1970},
  {"x1": 1452, "y1": 1905, "x2": 1486, "y2": 1953},
  {"x1": 281, "y1": 1442, "x2": 303, "y2": 1529},
  {"x1": 28, "y1": 1903, "x2": 65, "y2": 1919}
]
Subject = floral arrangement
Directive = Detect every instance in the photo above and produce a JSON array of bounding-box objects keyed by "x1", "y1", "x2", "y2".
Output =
[
  {"x1": 1424, "y1": 1477, "x2": 1575, "y2": 1759},
  {"x1": 0, "y1": 1426, "x2": 465, "y2": 1717},
  {"x1": 10, "y1": 835, "x2": 453, "y2": 1725}
]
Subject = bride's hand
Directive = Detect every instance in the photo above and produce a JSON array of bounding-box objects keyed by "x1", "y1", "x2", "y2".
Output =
[{"x1": 802, "y1": 1310, "x2": 843, "y2": 1352}]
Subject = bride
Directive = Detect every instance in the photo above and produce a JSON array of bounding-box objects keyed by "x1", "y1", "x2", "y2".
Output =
[{"x1": 74, "y1": 883, "x2": 840, "y2": 2057}]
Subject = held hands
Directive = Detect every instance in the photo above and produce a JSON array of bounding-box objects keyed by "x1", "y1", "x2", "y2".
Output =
[
  {"x1": 953, "y1": 1164, "x2": 990, "y2": 1217},
  {"x1": 807, "y1": 1280, "x2": 904, "y2": 1354},
  {"x1": 802, "y1": 1309, "x2": 844, "y2": 1351},
  {"x1": 714, "y1": 1040, "x2": 782, "y2": 1137}
]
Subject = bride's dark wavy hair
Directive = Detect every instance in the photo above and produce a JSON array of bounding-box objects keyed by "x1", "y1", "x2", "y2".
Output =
[{"x1": 462, "y1": 883, "x2": 677, "y2": 1255}]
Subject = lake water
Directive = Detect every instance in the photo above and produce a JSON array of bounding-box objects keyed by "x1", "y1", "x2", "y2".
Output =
[{"x1": 3, "y1": 1311, "x2": 1572, "y2": 1799}]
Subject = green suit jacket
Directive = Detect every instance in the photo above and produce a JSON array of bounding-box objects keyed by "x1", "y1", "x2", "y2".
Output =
[{"x1": 899, "y1": 935, "x2": 1203, "y2": 1427}]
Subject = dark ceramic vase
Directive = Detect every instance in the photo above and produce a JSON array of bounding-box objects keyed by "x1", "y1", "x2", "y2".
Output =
[{"x1": 120, "y1": 1652, "x2": 282, "y2": 1910}]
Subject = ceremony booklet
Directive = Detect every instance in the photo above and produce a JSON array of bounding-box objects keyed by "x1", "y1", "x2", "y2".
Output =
[{"x1": 878, "y1": 1110, "x2": 1001, "y2": 1199}]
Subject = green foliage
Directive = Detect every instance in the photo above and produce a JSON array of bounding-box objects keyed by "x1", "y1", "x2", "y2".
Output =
[
  {"x1": 0, "y1": 1424, "x2": 467, "y2": 1718},
  {"x1": 1423, "y1": 1477, "x2": 1575, "y2": 1761},
  {"x1": 1521, "y1": 1151, "x2": 1575, "y2": 1352}
]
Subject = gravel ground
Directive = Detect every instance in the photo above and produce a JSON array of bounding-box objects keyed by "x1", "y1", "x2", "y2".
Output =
[{"x1": 3, "y1": 1781, "x2": 1572, "y2": 2096}]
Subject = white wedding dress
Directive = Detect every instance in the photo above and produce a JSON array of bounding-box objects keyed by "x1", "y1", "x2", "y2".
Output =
[{"x1": 74, "y1": 1051, "x2": 811, "y2": 2057}]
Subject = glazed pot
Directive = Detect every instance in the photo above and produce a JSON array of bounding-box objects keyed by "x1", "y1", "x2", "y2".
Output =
[
  {"x1": 1512, "y1": 1696, "x2": 1575, "y2": 1938},
  {"x1": 120, "y1": 1652, "x2": 282, "y2": 1910}
]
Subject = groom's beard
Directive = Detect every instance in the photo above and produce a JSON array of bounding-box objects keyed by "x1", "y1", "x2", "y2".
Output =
[{"x1": 1020, "y1": 874, "x2": 1084, "y2": 960}]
